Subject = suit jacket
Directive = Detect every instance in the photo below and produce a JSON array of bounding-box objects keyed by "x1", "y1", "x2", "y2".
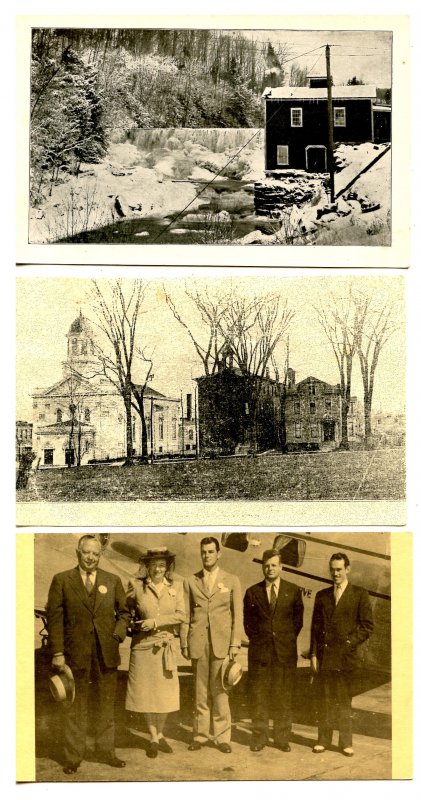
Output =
[
  {"x1": 244, "y1": 579, "x2": 304, "y2": 666},
  {"x1": 47, "y1": 567, "x2": 130, "y2": 670},
  {"x1": 310, "y1": 583, "x2": 374, "y2": 671},
  {"x1": 180, "y1": 569, "x2": 243, "y2": 660}
]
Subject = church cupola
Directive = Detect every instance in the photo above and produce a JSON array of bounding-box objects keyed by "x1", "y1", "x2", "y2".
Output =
[{"x1": 64, "y1": 311, "x2": 98, "y2": 377}]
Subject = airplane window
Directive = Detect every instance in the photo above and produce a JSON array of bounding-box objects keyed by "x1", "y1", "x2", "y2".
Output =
[
  {"x1": 221, "y1": 533, "x2": 249, "y2": 552},
  {"x1": 272, "y1": 535, "x2": 306, "y2": 568}
]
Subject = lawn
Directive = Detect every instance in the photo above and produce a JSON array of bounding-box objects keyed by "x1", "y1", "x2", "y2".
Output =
[{"x1": 17, "y1": 448, "x2": 405, "y2": 503}]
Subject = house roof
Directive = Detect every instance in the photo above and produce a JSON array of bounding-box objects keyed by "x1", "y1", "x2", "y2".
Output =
[{"x1": 262, "y1": 85, "x2": 377, "y2": 100}]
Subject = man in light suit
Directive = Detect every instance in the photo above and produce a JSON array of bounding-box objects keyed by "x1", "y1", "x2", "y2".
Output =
[
  {"x1": 244, "y1": 548, "x2": 303, "y2": 752},
  {"x1": 47, "y1": 534, "x2": 130, "y2": 774},
  {"x1": 310, "y1": 552, "x2": 374, "y2": 757},
  {"x1": 180, "y1": 537, "x2": 243, "y2": 753}
]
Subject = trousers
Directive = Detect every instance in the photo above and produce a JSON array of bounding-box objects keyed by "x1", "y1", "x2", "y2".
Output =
[
  {"x1": 63, "y1": 635, "x2": 118, "y2": 764},
  {"x1": 192, "y1": 635, "x2": 231, "y2": 745},
  {"x1": 248, "y1": 645, "x2": 295, "y2": 744},
  {"x1": 316, "y1": 670, "x2": 354, "y2": 748}
]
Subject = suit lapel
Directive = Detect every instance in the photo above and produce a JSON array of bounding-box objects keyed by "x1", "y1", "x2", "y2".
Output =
[
  {"x1": 324, "y1": 586, "x2": 336, "y2": 618},
  {"x1": 93, "y1": 570, "x2": 109, "y2": 614},
  {"x1": 69, "y1": 567, "x2": 93, "y2": 611},
  {"x1": 255, "y1": 581, "x2": 271, "y2": 615},
  {"x1": 333, "y1": 582, "x2": 351, "y2": 613},
  {"x1": 194, "y1": 571, "x2": 209, "y2": 598}
]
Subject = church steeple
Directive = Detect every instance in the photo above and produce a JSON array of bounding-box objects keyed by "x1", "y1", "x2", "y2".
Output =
[{"x1": 64, "y1": 311, "x2": 98, "y2": 377}]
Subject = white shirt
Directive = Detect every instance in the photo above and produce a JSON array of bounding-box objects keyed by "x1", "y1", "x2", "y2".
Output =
[
  {"x1": 334, "y1": 578, "x2": 348, "y2": 604},
  {"x1": 265, "y1": 577, "x2": 281, "y2": 604},
  {"x1": 203, "y1": 566, "x2": 219, "y2": 593},
  {"x1": 79, "y1": 567, "x2": 97, "y2": 587}
]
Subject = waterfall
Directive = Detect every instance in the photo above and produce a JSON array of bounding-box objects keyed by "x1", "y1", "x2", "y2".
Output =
[{"x1": 127, "y1": 128, "x2": 262, "y2": 153}]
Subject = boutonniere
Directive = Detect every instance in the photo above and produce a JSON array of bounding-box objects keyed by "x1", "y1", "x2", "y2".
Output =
[
  {"x1": 168, "y1": 588, "x2": 176, "y2": 597},
  {"x1": 98, "y1": 585, "x2": 107, "y2": 594},
  {"x1": 218, "y1": 582, "x2": 229, "y2": 593}
]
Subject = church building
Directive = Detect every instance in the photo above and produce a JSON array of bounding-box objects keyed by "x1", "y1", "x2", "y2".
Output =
[{"x1": 31, "y1": 312, "x2": 196, "y2": 467}]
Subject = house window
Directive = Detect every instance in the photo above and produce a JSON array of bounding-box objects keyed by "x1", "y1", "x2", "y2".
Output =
[
  {"x1": 308, "y1": 381, "x2": 316, "y2": 395},
  {"x1": 294, "y1": 400, "x2": 300, "y2": 414},
  {"x1": 84, "y1": 408, "x2": 91, "y2": 423},
  {"x1": 310, "y1": 401, "x2": 316, "y2": 415},
  {"x1": 310, "y1": 424, "x2": 319, "y2": 438},
  {"x1": 325, "y1": 399, "x2": 331, "y2": 410},
  {"x1": 56, "y1": 409, "x2": 62, "y2": 423},
  {"x1": 294, "y1": 421, "x2": 302, "y2": 438},
  {"x1": 291, "y1": 108, "x2": 303, "y2": 127},
  {"x1": 186, "y1": 444, "x2": 191, "y2": 451},
  {"x1": 334, "y1": 107, "x2": 346, "y2": 127},
  {"x1": 39, "y1": 413, "x2": 45, "y2": 420},
  {"x1": 276, "y1": 145, "x2": 289, "y2": 166},
  {"x1": 172, "y1": 417, "x2": 177, "y2": 440},
  {"x1": 188, "y1": 429, "x2": 194, "y2": 440}
]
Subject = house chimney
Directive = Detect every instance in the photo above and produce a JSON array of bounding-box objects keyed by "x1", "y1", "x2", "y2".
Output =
[{"x1": 186, "y1": 393, "x2": 192, "y2": 421}]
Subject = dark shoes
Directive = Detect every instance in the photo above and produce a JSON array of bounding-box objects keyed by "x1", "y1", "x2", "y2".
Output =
[
  {"x1": 275, "y1": 742, "x2": 291, "y2": 752},
  {"x1": 217, "y1": 743, "x2": 232, "y2": 754},
  {"x1": 97, "y1": 752, "x2": 126, "y2": 768},
  {"x1": 146, "y1": 741, "x2": 159, "y2": 759},
  {"x1": 188, "y1": 741, "x2": 202, "y2": 751},
  {"x1": 158, "y1": 738, "x2": 173, "y2": 754},
  {"x1": 63, "y1": 762, "x2": 79, "y2": 775},
  {"x1": 250, "y1": 738, "x2": 266, "y2": 752}
]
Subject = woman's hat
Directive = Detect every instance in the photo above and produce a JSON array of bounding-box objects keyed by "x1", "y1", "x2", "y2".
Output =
[
  {"x1": 221, "y1": 656, "x2": 243, "y2": 692},
  {"x1": 138, "y1": 547, "x2": 176, "y2": 562},
  {"x1": 49, "y1": 664, "x2": 75, "y2": 705}
]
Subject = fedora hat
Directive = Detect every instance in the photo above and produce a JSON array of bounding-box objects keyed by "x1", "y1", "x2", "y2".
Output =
[
  {"x1": 221, "y1": 656, "x2": 243, "y2": 693},
  {"x1": 49, "y1": 664, "x2": 75, "y2": 705}
]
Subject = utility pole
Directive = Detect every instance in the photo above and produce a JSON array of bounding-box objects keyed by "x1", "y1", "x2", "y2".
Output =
[
  {"x1": 150, "y1": 397, "x2": 154, "y2": 463},
  {"x1": 325, "y1": 44, "x2": 335, "y2": 203},
  {"x1": 194, "y1": 386, "x2": 199, "y2": 460}
]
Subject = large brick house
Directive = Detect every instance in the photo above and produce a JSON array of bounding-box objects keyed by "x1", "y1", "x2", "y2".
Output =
[{"x1": 263, "y1": 76, "x2": 390, "y2": 173}]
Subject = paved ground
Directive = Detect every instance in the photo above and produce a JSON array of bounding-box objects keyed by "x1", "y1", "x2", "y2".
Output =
[
  {"x1": 34, "y1": 652, "x2": 391, "y2": 782},
  {"x1": 35, "y1": 722, "x2": 391, "y2": 782}
]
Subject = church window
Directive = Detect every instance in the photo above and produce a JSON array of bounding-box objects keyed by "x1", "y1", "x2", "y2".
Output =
[
  {"x1": 308, "y1": 381, "x2": 316, "y2": 395},
  {"x1": 159, "y1": 417, "x2": 164, "y2": 440},
  {"x1": 72, "y1": 338, "x2": 78, "y2": 354},
  {"x1": 45, "y1": 403, "x2": 50, "y2": 410},
  {"x1": 56, "y1": 409, "x2": 62, "y2": 423},
  {"x1": 84, "y1": 408, "x2": 91, "y2": 422},
  {"x1": 33, "y1": 402, "x2": 38, "y2": 409},
  {"x1": 39, "y1": 413, "x2": 45, "y2": 420},
  {"x1": 81, "y1": 340, "x2": 87, "y2": 355},
  {"x1": 172, "y1": 417, "x2": 177, "y2": 439},
  {"x1": 188, "y1": 429, "x2": 194, "y2": 440}
]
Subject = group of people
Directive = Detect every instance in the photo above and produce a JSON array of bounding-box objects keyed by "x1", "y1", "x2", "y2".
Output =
[{"x1": 46, "y1": 535, "x2": 374, "y2": 774}]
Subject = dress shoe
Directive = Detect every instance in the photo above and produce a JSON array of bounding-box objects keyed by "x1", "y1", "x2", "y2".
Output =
[
  {"x1": 275, "y1": 742, "x2": 291, "y2": 752},
  {"x1": 312, "y1": 744, "x2": 326, "y2": 754},
  {"x1": 217, "y1": 743, "x2": 232, "y2": 754},
  {"x1": 188, "y1": 741, "x2": 202, "y2": 751},
  {"x1": 63, "y1": 762, "x2": 79, "y2": 775},
  {"x1": 146, "y1": 741, "x2": 159, "y2": 759},
  {"x1": 98, "y1": 752, "x2": 126, "y2": 767},
  {"x1": 342, "y1": 747, "x2": 354, "y2": 757},
  {"x1": 158, "y1": 738, "x2": 173, "y2": 753},
  {"x1": 250, "y1": 741, "x2": 266, "y2": 752}
]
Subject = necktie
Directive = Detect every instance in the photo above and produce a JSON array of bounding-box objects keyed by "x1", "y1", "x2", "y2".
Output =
[
  {"x1": 270, "y1": 583, "x2": 277, "y2": 614},
  {"x1": 85, "y1": 572, "x2": 94, "y2": 595},
  {"x1": 334, "y1": 585, "x2": 342, "y2": 605}
]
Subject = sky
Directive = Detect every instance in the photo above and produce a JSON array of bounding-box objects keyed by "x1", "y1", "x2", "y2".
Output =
[
  {"x1": 16, "y1": 273, "x2": 405, "y2": 422},
  {"x1": 235, "y1": 29, "x2": 392, "y2": 87}
]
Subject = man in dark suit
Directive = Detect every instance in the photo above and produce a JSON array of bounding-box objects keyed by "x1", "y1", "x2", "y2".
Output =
[
  {"x1": 310, "y1": 552, "x2": 374, "y2": 757},
  {"x1": 243, "y1": 548, "x2": 304, "y2": 752},
  {"x1": 47, "y1": 534, "x2": 130, "y2": 774}
]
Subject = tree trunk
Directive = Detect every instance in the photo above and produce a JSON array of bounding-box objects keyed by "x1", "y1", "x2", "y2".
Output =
[{"x1": 124, "y1": 391, "x2": 134, "y2": 465}]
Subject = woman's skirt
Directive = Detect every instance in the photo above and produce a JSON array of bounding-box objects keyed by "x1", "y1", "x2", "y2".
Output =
[{"x1": 125, "y1": 636, "x2": 180, "y2": 714}]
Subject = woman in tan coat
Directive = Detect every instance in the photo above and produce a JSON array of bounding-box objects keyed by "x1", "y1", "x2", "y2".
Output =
[{"x1": 125, "y1": 548, "x2": 185, "y2": 758}]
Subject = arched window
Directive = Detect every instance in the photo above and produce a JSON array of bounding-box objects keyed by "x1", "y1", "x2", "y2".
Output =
[
  {"x1": 172, "y1": 417, "x2": 177, "y2": 439},
  {"x1": 72, "y1": 338, "x2": 78, "y2": 354},
  {"x1": 81, "y1": 340, "x2": 87, "y2": 355},
  {"x1": 84, "y1": 408, "x2": 91, "y2": 423},
  {"x1": 56, "y1": 409, "x2": 63, "y2": 423}
]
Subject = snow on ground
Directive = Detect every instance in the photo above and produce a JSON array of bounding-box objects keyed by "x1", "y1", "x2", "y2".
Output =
[{"x1": 29, "y1": 134, "x2": 390, "y2": 244}]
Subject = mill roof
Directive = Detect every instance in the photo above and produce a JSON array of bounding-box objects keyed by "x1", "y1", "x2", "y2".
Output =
[{"x1": 262, "y1": 85, "x2": 376, "y2": 100}]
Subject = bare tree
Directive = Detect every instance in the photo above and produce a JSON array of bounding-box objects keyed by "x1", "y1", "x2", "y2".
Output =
[
  {"x1": 352, "y1": 290, "x2": 399, "y2": 447},
  {"x1": 131, "y1": 348, "x2": 154, "y2": 460},
  {"x1": 90, "y1": 279, "x2": 147, "y2": 465},
  {"x1": 315, "y1": 286, "x2": 359, "y2": 450},
  {"x1": 219, "y1": 291, "x2": 295, "y2": 451},
  {"x1": 163, "y1": 281, "x2": 233, "y2": 376}
]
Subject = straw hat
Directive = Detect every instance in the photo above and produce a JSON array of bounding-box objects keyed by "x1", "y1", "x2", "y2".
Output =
[
  {"x1": 49, "y1": 664, "x2": 75, "y2": 705},
  {"x1": 221, "y1": 656, "x2": 243, "y2": 692}
]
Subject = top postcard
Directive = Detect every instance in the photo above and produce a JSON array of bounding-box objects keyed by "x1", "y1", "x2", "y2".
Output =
[{"x1": 16, "y1": 15, "x2": 410, "y2": 266}]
